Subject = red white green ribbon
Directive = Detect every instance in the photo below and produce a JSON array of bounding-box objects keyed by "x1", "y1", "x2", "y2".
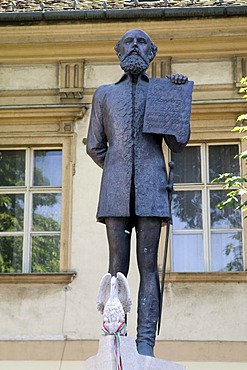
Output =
[{"x1": 102, "y1": 321, "x2": 126, "y2": 370}]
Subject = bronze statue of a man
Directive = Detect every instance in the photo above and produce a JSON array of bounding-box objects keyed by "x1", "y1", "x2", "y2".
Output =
[{"x1": 87, "y1": 29, "x2": 191, "y2": 357}]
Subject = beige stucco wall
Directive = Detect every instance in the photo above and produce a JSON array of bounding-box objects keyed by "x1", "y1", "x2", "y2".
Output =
[
  {"x1": 0, "y1": 64, "x2": 58, "y2": 90},
  {"x1": 1, "y1": 277, "x2": 246, "y2": 341},
  {"x1": 82, "y1": 59, "x2": 236, "y2": 89},
  {"x1": 84, "y1": 63, "x2": 122, "y2": 88},
  {"x1": 172, "y1": 60, "x2": 234, "y2": 86}
]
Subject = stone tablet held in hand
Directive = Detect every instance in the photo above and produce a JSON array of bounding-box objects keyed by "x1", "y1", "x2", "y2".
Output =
[{"x1": 143, "y1": 78, "x2": 194, "y2": 144}]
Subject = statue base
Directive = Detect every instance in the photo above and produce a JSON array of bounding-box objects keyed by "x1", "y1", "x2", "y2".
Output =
[{"x1": 84, "y1": 336, "x2": 186, "y2": 370}]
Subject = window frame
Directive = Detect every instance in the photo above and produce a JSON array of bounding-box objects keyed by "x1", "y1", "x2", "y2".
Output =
[
  {"x1": 158, "y1": 140, "x2": 246, "y2": 276},
  {"x1": 171, "y1": 141, "x2": 244, "y2": 273},
  {"x1": 0, "y1": 135, "x2": 74, "y2": 276}
]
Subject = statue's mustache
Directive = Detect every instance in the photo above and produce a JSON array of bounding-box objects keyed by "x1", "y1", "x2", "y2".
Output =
[{"x1": 122, "y1": 49, "x2": 146, "y2": 63}]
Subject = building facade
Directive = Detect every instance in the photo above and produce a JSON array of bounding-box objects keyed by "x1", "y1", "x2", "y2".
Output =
[{"x1": 0, "y1": 1, "x2": 247, "y2": 369}]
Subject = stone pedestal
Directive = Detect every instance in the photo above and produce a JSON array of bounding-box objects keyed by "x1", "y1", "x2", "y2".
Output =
[{"x1": 84, "y1": 336, "x2": 186, "y2": 370}]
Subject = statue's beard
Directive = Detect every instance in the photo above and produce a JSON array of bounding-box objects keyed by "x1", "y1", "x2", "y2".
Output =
[{"x1": 120, "y1": 55, "x2": 149, "y2": 75}]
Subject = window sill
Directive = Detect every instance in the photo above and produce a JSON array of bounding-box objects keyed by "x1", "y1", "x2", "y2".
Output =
[
  {"x1": 0, "y1": 272, "x2": 77, "y2": 284},
  {"x1": 2, "y1": 272, "x2": 245, "y2": 284},
  {"x1": 164, "y1": 272, "x2": 247, "y2": 283}
]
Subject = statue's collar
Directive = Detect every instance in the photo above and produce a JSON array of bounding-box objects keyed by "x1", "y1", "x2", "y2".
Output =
[{"x1": 115, "y1": 72, "x2": 149, "y2": 84}]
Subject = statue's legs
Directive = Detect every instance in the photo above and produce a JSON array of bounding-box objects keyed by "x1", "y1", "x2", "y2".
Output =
[
  {"x1": 105, "y1": 215, "x2": 161, "y2": 357},
  {"x1": 105, "y1": 217, "x2": 132, "y2": 277},
  {"x1": 136, "y1": 216, "x2": 161, "y2": 357}
]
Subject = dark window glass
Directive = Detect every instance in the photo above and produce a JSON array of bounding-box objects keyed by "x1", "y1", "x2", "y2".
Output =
[
  {"x1": 0, "y1": 150, "x2": 25, "y2": 186},
  {"x1": 0, "y1": 236, "x2": 23, "y2": 272},
  {"x1": 172, "y1": 190, "x2": 203, "y2": 230},
  {"x1": 211, "y1": 232, "x2": 243, "y2": 272},
  {"x1": 209, "y1": 145, "x2": 239, "y2": 182},
  {"x1": 32, "y1": 193, "x2": 61, "y2": 232},
  {"x1": 31, "y1": 235, "x2": 60, "y2": 272},
  {"x1": 33, "y1": 150, "x2": 62, "y2": 187},
  {"x1": 172, "y1": 146, "x2": 201, "y2": 184}
]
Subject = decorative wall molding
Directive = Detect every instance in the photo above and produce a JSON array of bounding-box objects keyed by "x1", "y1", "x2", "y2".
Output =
[
  {"x1": 59, "y1": 60, "x2": 85, "y2": 100},
  {"x1": 149, "y1": 57, "x2": 171, "y2": 78},
  {"x1": 0, "y1": 105, "x2": 87, "y2": 130},
  {"x1": 235, "y1": 56, "x2": 247, "y2": 87}
]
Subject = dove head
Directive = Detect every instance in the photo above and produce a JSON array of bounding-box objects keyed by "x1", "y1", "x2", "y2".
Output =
[{"x1": 110, "y1": 276, "x2": 118, "y2": 298}]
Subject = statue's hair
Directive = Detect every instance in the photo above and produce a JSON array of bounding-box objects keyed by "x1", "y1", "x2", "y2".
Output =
[{"x1": 114, "y1": 30, "x2": 158, "y2": 63}]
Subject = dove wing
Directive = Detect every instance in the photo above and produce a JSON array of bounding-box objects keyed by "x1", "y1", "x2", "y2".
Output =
[
  {"x1": 96, "y1": 273, "x2": 111, "y2": 314},
  {"x1": 117, "y1": 272, "x2": 132, "y2": 314}
]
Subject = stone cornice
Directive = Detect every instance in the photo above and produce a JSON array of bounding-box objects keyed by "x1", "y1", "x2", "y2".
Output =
[
  {"x1": 1, "y1": 17, "x2": 247, "y2": 43},
  {"x1": 0, "y1": 105, "x2": 87, "y2": 125},
  {"x1": 0, "y1": 18, "x2": 247, "y2": 62}
]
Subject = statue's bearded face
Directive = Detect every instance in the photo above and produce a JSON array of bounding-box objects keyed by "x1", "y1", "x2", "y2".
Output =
[
  {"x1": 120, "y1": 54, "x2": 149, "y2": 75},
  {"x1": 116, "y1": 30, "x2": 153, "y2": 75}
]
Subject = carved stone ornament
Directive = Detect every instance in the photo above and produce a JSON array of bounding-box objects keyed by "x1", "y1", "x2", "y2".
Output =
[
  {"x1": 97, "y1": 272, "x2": 132, "y2": 335},
  {"x1": 143, "y1": 78, "x2": 194, "y2": 144}
]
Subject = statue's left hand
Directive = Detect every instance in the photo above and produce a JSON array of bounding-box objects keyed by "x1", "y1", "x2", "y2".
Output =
[{"x1": 166, "y1": 74, "x2": 188, "y2": 84}]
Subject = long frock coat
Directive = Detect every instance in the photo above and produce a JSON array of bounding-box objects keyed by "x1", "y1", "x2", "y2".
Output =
[{"x1": 86, "y1": 73, "x2": 190, "y2": 224}]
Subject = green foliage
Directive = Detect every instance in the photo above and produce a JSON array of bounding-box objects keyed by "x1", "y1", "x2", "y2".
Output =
[
  {"x1": 212, "y1": 175, "x2": 247, "y2": 213},
  {"x1": 239, "y1": 77, "x2": 247, "y2": 98}
]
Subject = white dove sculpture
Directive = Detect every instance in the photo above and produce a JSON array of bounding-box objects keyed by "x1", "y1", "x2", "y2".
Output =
[{"x1": 97, "y1": 272, "x2": 132, "y2": 335}]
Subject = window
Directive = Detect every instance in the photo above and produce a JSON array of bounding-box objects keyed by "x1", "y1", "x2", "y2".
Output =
[
  {"x1": 171, "y1": 143, "x2": 244, "y2": 273},
  {"x1": 0, "y1": 148, "x2": 63, "y2": 273}
]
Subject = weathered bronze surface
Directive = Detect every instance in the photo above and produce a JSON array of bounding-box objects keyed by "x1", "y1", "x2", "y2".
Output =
[
  {"x1": 86, "y1": 29, "x2": 193, "y2": 358},
  {"x1": 143, "y1": 78, "x2": 193, "y2": 143}
]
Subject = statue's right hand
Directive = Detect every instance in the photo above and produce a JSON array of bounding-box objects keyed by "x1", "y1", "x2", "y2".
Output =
[{"x1": 166, "y1": 74, "x2": 188, "y2": 84}]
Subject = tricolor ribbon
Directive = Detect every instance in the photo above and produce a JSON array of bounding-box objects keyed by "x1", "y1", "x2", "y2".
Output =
[{"x1": 102, "y1": 321, "x2": 126, "y2": 370}]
